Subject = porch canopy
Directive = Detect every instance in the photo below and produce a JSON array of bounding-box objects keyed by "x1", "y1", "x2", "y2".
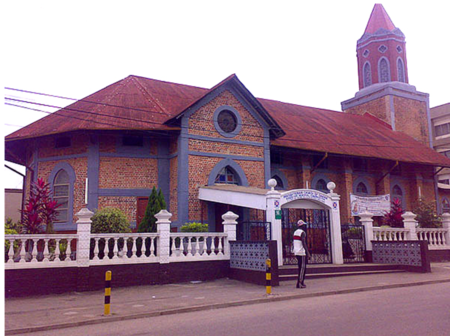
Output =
[{"x1": 198, "y1": 184, "x2": 268, "y2": 210}]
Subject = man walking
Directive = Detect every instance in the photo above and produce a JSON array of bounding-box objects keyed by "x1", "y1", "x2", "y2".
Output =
[{"x1": 293, "y1": 220, "x2": 310, "y2": 288}]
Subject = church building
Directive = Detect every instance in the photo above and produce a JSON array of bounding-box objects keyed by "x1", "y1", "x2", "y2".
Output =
[{"x1": 5, "y1": 4, "x2": 450, "y2": 234}]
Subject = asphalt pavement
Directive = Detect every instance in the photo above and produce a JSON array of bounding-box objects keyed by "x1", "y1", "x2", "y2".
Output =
[{"x1": 5, "y1": 262, "x2": 450, "y2": 335}]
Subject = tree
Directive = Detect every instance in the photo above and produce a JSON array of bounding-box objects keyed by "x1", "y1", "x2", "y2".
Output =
[
  {"x1": 412, "y1": 199, "x2": 442, "y2": 228},
  {"x1": 21, "y1": 178, "x2": 60, "y2": 234},
  {"x1": 138, "y1": 187, "x2": 166, "y2": 232},
  {"x1": 383, "y1": 198, "x2": 404, "y2": 228}
]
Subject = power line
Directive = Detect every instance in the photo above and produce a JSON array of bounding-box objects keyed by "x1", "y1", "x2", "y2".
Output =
[{"x1": 4, "y1": 87, "x2": 445, "y2": 168}]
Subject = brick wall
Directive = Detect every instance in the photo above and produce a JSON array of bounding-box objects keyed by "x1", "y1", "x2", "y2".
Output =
[
  {"x1": 393, "y1": 97, "x2": 429, "y2": 146},
  {"x1": 345, "y1": 95, "x2": 391, "y2": 125},
  {"x1": 38, "y1": 135, "x2": 89, "y2": 158},
  {"x1": 98, "y1": 157, "x2": 158, "y2": 189},
  {"x1": 98, "y1": 196, "x2": 137, "y2": 223}
]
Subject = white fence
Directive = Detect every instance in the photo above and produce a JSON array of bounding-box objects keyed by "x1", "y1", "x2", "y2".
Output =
[
  {"x1": 361, "y1": 211, "x2": 450, "y2": 251},
  {"x1": 4, "y1": 209, "x2": 238, "y2": 270}
]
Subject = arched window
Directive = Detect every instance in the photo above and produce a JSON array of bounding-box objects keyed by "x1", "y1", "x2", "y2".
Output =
[
  {"x1": 356, "y1": 182, "x2": 368, "y2": 195},
  {"x1": 215, "y1": 167, "x2": 239, "y2": 185},
  {"x1": 397, "y1": 58, "x2": 405, "y2": 82},
  {"x1": 442, "y1": 198, "x2": 450, "y2": 213},
  {"x1": 379, "y1": 58, "x2": 391, "y2": 82},
  {"x1": 363, "y1": 62, "x2": 372, "y2": 87},
  {"x1": 315, "y1": 179, "x2": 328, "y2": 193},
  {"x1": 392, "y1": 184, "x2": 403, "y2": 205},
  {"x1": 272, "y1": 175, "x2": 284, "y2": 190},
  {"x1": 53, "y1": 170, "x2": 70, "y2": 222}
]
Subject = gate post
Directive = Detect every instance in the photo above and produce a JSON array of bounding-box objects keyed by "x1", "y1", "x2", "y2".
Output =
[
  {"x1": 266, "y1": 179, "x2": 283, "y2": 266},
  {"x1": 359, "y1": 211, "x2": 374, "y2": 262},
  {"x1": 328, "y1": 182, "x2": 344, "y2": 264},
  {"x1": 223, "y1": 211, "x2": 238, "y2": 257},
  {"x1": 156, "y1": 209, "x2": 172, "y2": 264},
  {"x1": 402, "y1": 212, "x2": 418, "y2": 240},
  {"x1": 442, "y1": 213, "x2": 450, "y2": 247}
]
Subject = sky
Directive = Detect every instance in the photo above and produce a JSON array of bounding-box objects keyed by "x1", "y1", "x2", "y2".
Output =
[{"x1": 2, "y1": 0, "x2": 449, "y2": 192}]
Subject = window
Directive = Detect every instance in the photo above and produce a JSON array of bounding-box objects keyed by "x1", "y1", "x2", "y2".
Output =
[
  {"x1": 442, "y1": 198, "x2": 450, "y2": 212},
  {"x1": 435, "y1": 123, "x2": 450, "y2": 137},
  {"x1": 378, "y1": 45, "x2": 387, "y2": 53},
  {"x1": 272, "y1": 175, "x2": 284, "y2": 190},
  {"x1": 392, "y1": 184, "x2": 403, "y2": 204},
  {"x1": 213, "y1": 106, "x2": 242, "y2": 138},
  {"x1": 315, "y1": 179, "x2": 328, "y2": 193},
  {"x1": 397, "y1": 58, "x2": 405, "y2": 82},
  {"x1": 55, "y1": 137, "x2": 71, "y2": 149},
  {"x1": 363, "y1": 49, "x2": 369, "y2": 57},
  {"x1": 379, "y1": 58, "x2": 390, "y2": 82},
  {"x1": 215, "y1": 167, "x2": 239, "y2": 185},
  {"x1": 363, "y1": 62, "x2": 372, "y2": 87},
  {"x1": 123, "y1": 135, "x2": 144, "y2": 147},
  {"x1": 53, "y1": 170, "x2": 69, "y2": 222},
  {"x1": 396, "y1": 45, "x2": 403, "y2": 53},
  {"x1": 356, "y1": 182, "x2": 368, "y2": 195},
  {"x1": 439, "y1": 179, "x2": 450, "y2": 185},
  {"x1": 217, "y1": 110, "x2": 237, "y2": 133}
]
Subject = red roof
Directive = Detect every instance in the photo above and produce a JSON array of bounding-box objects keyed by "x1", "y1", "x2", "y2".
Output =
[
  {"x1": 364, "y1": 4, "x2": 396, "y2": 34},
  {"x1": 6, "y1": 75, "x2": 450, "y2": 167}
]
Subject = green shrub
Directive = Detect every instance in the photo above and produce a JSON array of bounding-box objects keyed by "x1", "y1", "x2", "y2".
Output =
[
  {"x1": 180, "y1": 222, "x2": 209, "y2": 232},
  {"x1": 91, "y1": 208, "x2": 131, "y2": 233},
  {"x1": 412, "y1": 199, "x2": 442, "y2": 228}
]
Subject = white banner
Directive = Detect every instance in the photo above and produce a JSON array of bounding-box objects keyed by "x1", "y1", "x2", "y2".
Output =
[{"x1": 350, "y1": 194, "x2": 390, "y2": 217}]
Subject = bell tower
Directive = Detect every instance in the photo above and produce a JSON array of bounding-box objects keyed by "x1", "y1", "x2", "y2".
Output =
[
  {"x1": 357, "y1": 4, "x2": 408, "y2": 89},
  {"x1": 342, "y1": 4, "x2": 432, "y2": 147}
]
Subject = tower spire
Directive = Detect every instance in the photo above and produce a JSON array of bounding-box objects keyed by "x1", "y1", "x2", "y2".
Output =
[{"x1": 356, "y1": 4, "x2": 408, "y2": 90}]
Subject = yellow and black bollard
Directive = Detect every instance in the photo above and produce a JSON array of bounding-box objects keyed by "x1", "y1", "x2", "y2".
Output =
[
  {"x1": 104, "y1": 271, "x2": 112, "y2": 315},
  {"x1": 266, "y1": 259, "x2": 272, "y2": 295}
]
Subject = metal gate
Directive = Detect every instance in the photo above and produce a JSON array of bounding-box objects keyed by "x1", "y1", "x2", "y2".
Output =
[
  {"x1": 341, "y1": 224, "x2": 366, "y2": 263},
  {"x1": 239, "y1": 221, "x2": 271, "y2": 241},
  {"x1": 282, "y1": 209, "x2": 332, "y2": 265}
]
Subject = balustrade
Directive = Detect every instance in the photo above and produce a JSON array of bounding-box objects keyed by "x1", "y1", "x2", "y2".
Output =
[
  {"x1": 169, "y1": 233, "x2": 228, "y2": 260},
  {"x1": 5, "y1": 234, "x2": 77, "y2": 267},
  {"x1": 372, "y1": 228, "x2": 409, "y2": 241},
  {"x1": 416, "y1": 228, "x2": 448, "y2": 249}
]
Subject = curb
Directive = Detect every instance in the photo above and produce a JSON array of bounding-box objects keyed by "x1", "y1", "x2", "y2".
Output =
[{"x1": 6, "y1": 278, "x2": 450, "y2": 335}]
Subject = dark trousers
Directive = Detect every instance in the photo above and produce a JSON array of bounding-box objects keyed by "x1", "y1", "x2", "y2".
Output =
[{"x1": 296, "y1": 255, "x2": 307, "y2": 285}]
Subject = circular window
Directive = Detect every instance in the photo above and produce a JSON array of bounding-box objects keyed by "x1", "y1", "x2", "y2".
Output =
[
  {"x1": 218, "y1": 110, "x2": 237, "y2": 133},
  {"x1": 213, "y1": 106, "x2": 242, "y2": 138}
]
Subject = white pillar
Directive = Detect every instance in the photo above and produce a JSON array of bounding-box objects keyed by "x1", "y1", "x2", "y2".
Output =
[
  {"x1": 359, "y1": 211, "x2": 374, "y2": 251},
  {"x1": 266, "y1": 179, "x2": 283, "y2": 266},
  {"x1": 76, "y1": 208, "x2": 94, "y2": 267},
  {"x1": 222, "y1": 211, "x2": 238, "y2": 257},
  {"x1": 328, "y1": 182, "x2": 343, "y2": 264},
  {"x1": 441, "y1": 213, "x2": 450, "y2": 246},
  {"x1": 155, "y1": 209, "x2": 172, "y2": 264},
  {"x1": 402, "y1": 211, "x2": 418, "y2": 240}
]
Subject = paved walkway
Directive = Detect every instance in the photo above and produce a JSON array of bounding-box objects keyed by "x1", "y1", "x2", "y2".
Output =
[{"x1": 5, "y1": 262, "x2": 450, "y2": 335}]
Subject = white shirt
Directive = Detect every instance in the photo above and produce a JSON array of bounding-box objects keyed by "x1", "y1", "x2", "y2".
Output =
[{"x1": 293, "y1": 228, "x2": 306, "y2": 256}]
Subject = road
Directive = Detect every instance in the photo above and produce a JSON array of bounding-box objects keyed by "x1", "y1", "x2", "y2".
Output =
[{"x1": 13, "y1": 282, "x2": 450, "y2": 336}]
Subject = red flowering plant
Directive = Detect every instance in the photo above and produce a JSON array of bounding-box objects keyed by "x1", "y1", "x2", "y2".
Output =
[
  {"x1": 383, "y1": 198, "x2": 404, "y2": 228},
  {"x1": 21, "y1": 178, "x2": 61, "y2": 234}
]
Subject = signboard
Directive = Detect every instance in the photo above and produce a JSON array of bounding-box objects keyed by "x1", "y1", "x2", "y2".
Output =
[
  {"x1": 282, "y1": 190, "x2": 328, "y2": 205},
  {"x1": 275, "y1": 210, "x2": 282, "y2": 219},
  {"x1": 350, "y1": 194, "x2": 390, "y2": 217}
]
